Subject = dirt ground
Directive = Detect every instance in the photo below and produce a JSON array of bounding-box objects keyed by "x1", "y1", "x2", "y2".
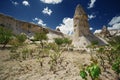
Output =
[{"x1": 0, "y1": 44, "x2": 118, "y2": 80}]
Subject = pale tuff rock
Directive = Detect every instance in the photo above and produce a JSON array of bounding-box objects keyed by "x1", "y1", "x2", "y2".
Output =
[
  {"x1": 0, "y1": 13, "x2": 64, "y2": 39},
  {"x1": 100, "y1": 26, "x2": 111, "y2": 38},
  {"x1": 56, "y1": 28, "x2": 61, "y2": 32},
  {"x1": 73, "y1": 4, "x2": 90, "y2": 38},
  {"x1": 109, "y1": 29, "x2": 120, "y2": 36},
  {"x1": 72, "y1": 4, "x2": 105, "y2": 48}
]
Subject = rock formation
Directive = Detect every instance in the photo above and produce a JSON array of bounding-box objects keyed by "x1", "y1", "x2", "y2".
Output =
[
  {"x1": 56, "y1": 28, "x2": 61, "y2": 32},
  {"x1": 72, "y1": 4, "x2": 105, "y2": 48},
  {"x1": 109, "y1": 29, "x2": 120, "y2": 36},
  {"x1": 0, "y1": 13, "x2": 64, "y2": 40},
  {"x1": 73, "y1": 4, "x2": 91, "y2": 38},
  {"x1": 95, "y1": 26, "x2": 120, "y2": 38},
  {"x1": 100, "y1": 26, "x2": 111, "y2": 38}
]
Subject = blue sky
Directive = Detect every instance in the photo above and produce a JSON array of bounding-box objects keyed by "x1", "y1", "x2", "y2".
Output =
[{"x1": 0, "y1": 0, "x2": 120, "y2": 34}]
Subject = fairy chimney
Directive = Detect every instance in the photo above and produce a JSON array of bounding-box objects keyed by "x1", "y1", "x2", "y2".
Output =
[
  {"x1": 73, "y1": 4, "x2": 90, "y2": 39},
  {"x1": 72, "y1": 4, "x2": 105, "y2": 48}
]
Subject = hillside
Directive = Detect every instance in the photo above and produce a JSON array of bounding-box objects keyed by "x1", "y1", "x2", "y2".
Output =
[
  {"x1": 0, "y1": 13, "x2": 65, "y2": 40},
  {"x1": 0, "y1": 43, "x2": 119, "y2": 80},
  {"x1": 0, "y1": 5, "x2": 120, "y2": 80}
]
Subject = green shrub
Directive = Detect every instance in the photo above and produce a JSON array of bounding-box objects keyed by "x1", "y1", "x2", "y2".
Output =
[
  {"x1": 80, "y1": 62, "x2": 101, "y2": 80},
  {"x1": 54, "y1": 38, "x2": 72, "y2": 49},
  {"x1": 63, "y1": 38, "x2": 72, "y2": 45},
  {"x1": 49, "y1": 49, "x2": 62, "y2": 72},
  {"x1": 34, "y1": 32, "x2": 48, "y2": 48},
  {"x1": 80, "y1": 70, "x2": 87, "y2": 80},
  {"x1": 16, "y1": 33, "x2": 27, "y2": 43},
  {"x1": 54, "y1": 38, "x2": 64, "y2": 46},
  {"x1": 22, "y1": 48, "x2": 29, "y2": 60},
  {"x1": 0, "y1": 27, "x2": 13, "y2": 48},
  {"x1": 112, "y1": 59, "x2": 120, "y2": 74},
  {"x1": 87, "y1": 63, "x2": 101, "y2": 80}
]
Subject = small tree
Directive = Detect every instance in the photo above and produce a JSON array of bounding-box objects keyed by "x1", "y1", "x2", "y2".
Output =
[
  {"x1": 54, "y1": 38, "x2": 72, "y2": 50},
  {"x1": 54, "y1": 38, "x2": 64, "y2": 46},
  {"x1": 34, "y1": 32, "x2": 48, "y2": 48},
  {"x1": 16, "y1": 33, "x2": 27, "y2": 43},
  {"x1": 0, "y1": 27, "x2": 13, "y2": 48}
]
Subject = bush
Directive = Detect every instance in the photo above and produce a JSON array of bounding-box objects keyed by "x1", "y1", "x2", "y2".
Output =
[
  {"x1": 0, "y1": 27, "x2": 13, "y2": 48},
  {"x1": 49, "y1": 51, "x2": 61, "y2": 72},
  {"x1": 22, "y1": 48, "x2": 29, "y2": 60},
  {"x1": 16, "y1": 33, "x2": 27, "y2": 43},
  {"x1": 47, "y1": 43, "x2": 58, "y2": 51},
  {"x1": 112, "y1": 59, "x2": 120, "y2": 74},
  {"x1": 63, "y1": 38, "x2": 72, "y2": 45},
  {"x1": 54, "y1": 38, "x2": 64, "y2": 46},
  {"x1": 54, "y1": 38, "x2": 72, "y2": 46},
  {"x1": 87, "y1": 63, "x2": 101, "y2": 80},
  {"x1": 80, "y1": 70, "x2": 87, "y2": 80},
  {"x1": 80, "y1": 62, "x2": 101, "y2": 80},
  {"x1": 34, "y1": 32, "x2": 48, "y2": 48}
]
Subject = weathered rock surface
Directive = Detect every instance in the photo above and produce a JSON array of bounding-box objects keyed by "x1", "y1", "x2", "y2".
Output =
[
  {"x1": 72, "y1": 4, "x2": 105, "y2": 48},
  {"x1": 109, "y1": 29, "x2": 120, "y2": 36},
  {"x1": 100, "y1": 26, "x2": 111, "y2": 38},
  {"x1": 94, "y1": 26, "x2": 120, "y2": 41},
  {"x1": 0, "y1": 13, "x2": 65, "y2": 39}
]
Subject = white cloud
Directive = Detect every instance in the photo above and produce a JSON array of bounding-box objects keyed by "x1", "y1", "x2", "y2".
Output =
[
  {"x1": 109, "y1": 16, "x2": 120, "y2": 25},
  {"x1": 90, "y1": 27, "x2": 93, "y2": 30},
  {"x1": 11, "y1": 0, "x2": 18, "y2": 6},
  {"x1": 42, "y1": 7, "x2": 52, "y2": 16},
  {"x1": 94, "y1": 16, "x2": 120, "y2": 34},
  {"x1": 108, "y1": 16, "x2": 120, "y2": 30},
  {"x1": 94, "y1": 29, "x2": 101, "y2": 34},
  {"x1": 40, "y1": 0, "x2": 62, "y2": 4},
  {"x1": 88, "y1": 14, "x2": 96, "y2": 20},
  {"x1": 56, "y1": 18, "x2": 73, "y2": 35},
  {"x1": 88, "y1": 0, "x2": 96, "y2": 9},
  {"x1": 22, "y1": 1, "x2": 30, "y2": 6},
  {"x1": 33, "y1": 18, "x2": 46, "y2": 26},
  {"x1": 108, "y1": 23, "x2": 120, "y2": 30},
  {"x1": 56, "y1": 17, "x2": 94, "y2": 35}
]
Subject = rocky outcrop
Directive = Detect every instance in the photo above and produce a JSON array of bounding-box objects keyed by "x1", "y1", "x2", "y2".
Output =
[
  {"x1": 72, "y1": 4, "x2": 105, "y2": 48},
  {"x1": 0, "y1": 13, "x2": 64, "y2": 39},
  {"x1": 73, "y1": 4, "x2": 90, "y2": 38},
  {"x1": 94, "y1": 26, "x2": 120, "y2": 39},
  {"x1": 109, "y1": 29, "x2": 120, "y2": 36},
  {"x1": 100, "y1": 26, "x2": 111, "y2": 38}
]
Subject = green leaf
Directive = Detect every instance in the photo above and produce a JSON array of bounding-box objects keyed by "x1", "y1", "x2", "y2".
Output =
[
  {"x1": 87, "y1": 64, "x2": 101, "y2": 79},
  {"x1": 80, "y1": 70, "x2": 87, "y2": 79}
]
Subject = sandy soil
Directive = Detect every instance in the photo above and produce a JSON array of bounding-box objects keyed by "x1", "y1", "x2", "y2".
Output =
[{"x1": 0, "y1": 45, "x2": 118, "y2": 80}]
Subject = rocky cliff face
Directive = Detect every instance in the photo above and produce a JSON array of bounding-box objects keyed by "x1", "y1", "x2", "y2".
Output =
[
  {"x1": 100, "y1": 26, "x2": 111, "y2": 38},
  {"x1": 0, "y1": 13, "x2": 64, "y2": 39},
  {"x1": 95, "y1": 26, "x2": 120, "y2": 38},
  {"x1": 109, "y1": 29, "x2": 120, "y2": 36},
  {"x1": 72, "y1": 4, "x2": 105, "y2": 48}
]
